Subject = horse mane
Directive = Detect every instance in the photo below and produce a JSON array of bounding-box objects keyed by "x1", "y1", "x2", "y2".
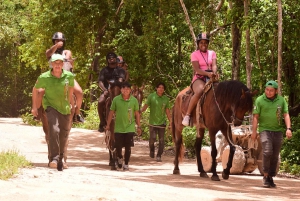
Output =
[{"x1": 215, "y1": 80, "x2": 253, "y2": 113}]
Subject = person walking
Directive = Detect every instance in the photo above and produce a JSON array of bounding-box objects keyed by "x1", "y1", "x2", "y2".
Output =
[
  {"x1": 105, "y1": 82, "x2": 141, "y2": 171},
  {"x1": 140, "y1": 82, "x2": 171, "y2": 162},
  {"x1": 31, "y1": 54, "x2": 75, "y2": 171},
  {"x1": 251, "y1": 80, "x2": 292, "y2": 187}
]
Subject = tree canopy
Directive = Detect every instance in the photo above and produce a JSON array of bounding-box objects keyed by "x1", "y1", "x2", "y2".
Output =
[{"x1": 1, "y1": 0, "x2": 300, "y2": 116}]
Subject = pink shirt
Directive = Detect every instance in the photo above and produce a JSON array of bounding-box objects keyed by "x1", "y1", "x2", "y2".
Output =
[{"x1": 191, "y1": 50, "x2": 216, "y2": 82}]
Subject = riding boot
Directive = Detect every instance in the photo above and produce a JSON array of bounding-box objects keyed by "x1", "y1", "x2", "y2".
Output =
[{"x1": 97, "y1": 103, "x2": 106, "y2": 132}]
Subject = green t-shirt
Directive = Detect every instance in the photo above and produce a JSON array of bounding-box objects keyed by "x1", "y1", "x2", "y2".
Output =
[
  {"x1": 253, "y1": 93, "x2": 288, "y2": 132},
  {"x1": 110, "y1": 94, "x2": 139, "y2": 133},
  {"x1": 146, "y1": 92, "x2": 171, "y2": 125},
  {"x1": 35, "y1": 69, "x2": 75, "y2": 115}
]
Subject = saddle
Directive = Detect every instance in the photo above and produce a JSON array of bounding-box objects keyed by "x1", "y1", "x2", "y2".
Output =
[{"x1": 181, "y1": 80, "x2": 214, "y2": 127}]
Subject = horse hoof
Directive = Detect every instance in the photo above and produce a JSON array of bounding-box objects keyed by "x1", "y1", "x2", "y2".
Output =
[
  {"x1": 211, "y1": 175, "x2": 220, "y2": 181},
  {"x1": 57, "y1": 161, "x2": 63, "y2": 171},
  {"x1": 173, "y1": 169, "x2": 180, "y2": 175},
  {"x1": 200, "y1": 172, "x2": 209, "y2": 178},
  {"x1": 222, "y1": 171, "x2": 230, "y2": 180},
  {"x1": 111, "y1": 166, "x2": 117, "y2": 170}
]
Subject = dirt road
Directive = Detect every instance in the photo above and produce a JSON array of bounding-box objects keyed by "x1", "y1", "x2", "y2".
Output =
[{"x1": 0, "y1": 118, "x2": 299, "y2": 201}]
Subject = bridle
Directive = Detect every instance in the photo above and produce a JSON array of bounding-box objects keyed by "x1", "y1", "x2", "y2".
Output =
[
  {"x1": 211, "y1": 83, "x2": 244, "y2": 125},
  {"x1": 211, "y1": 83, "x2": 250, "y2": 147}
]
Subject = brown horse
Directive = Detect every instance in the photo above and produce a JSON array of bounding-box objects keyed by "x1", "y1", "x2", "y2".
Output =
[
  {"x1": 172, "y1": 80, "x2": 256, "y2": 181},
  {"x1": 105, "y1": 79, "x2": 124, "y2": 170},
  {"x1": 132, "y1": 84, "x2": 144, "y2": 110}
]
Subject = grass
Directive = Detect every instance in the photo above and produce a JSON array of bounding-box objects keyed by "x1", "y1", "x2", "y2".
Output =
[{"x1": 0, "y1": 150, "x2": 32, "y2": 180}]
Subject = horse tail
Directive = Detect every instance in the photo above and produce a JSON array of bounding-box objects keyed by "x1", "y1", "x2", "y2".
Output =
[{"x1": 171, "y1": 106, "x2": 185, "y2": 162}]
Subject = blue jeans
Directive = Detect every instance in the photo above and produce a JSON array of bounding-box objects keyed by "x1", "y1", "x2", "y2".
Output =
[
  {"x1": 149, "y1": 125, "x2": 166, "y2": 157},
  {"x1": 260, "y1": 130, "x2": 283, "y2": 176}
]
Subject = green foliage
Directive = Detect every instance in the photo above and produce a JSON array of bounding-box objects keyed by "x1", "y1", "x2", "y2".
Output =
[
  {"x1": 73, "y1": 101, "x2": 99, "y2": 130},
  {"x1": 21, "y1": 112, "x2": 42, "y2": 126},
  {"x1": 0, "y1": 150, "x2": 32, "y2": 180},
  {"x1": 280, "y1": 116, "x2": 300, "y2": 175}
]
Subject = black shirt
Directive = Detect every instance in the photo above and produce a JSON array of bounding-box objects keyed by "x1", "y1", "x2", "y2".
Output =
[{"x1": 98, "y1": 66, "x2": 126, "y2": 89}]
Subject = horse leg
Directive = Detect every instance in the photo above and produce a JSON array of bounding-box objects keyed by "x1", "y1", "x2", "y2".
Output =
[
  {"x1": 109, "y1": 150, "x2": 114, "y2": 166},
  {"x1": 210, "y1": 131, "x2": 220, "y2": 181},
  {"x1": 222, "y1": 144, "x2": 236, "y2": 180},
  {"x1": 195, "y1": 128, "x2": 208, "y2": 178},
  {"x1": 173, "y1": 133, "x2": 182, "y2": 174},
  {"x1": 38, "y1": 107, "x2": 51, "y2": 163}
]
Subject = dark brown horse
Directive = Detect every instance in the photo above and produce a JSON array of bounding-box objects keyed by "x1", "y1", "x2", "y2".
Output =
[
  {"x1": 132, "y1": 84, "x2": 144, "y2": 110},
  {"x1": 105, "y1": 79, "x2": 124, "y2": 170},
  {"x1": 172, "y1": 80, "x2": 256, "y2": 181}
]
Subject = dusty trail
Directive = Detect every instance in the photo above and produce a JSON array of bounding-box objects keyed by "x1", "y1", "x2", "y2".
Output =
[{"x1": 0, "y1": 118, "x2": 299, "y2": 201}]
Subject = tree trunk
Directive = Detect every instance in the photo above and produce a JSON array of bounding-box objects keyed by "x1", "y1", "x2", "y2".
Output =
[
  {"x1": 244, "y1": 0, "x2": 251, "y2": 89},
  {"x1": 229, "y1": 0, "x2": 243, "y2": 81},
  {"x1": 179, "y1": 0, "x2": 196, "y2": 49},
  {"x1": 277, "y1": 0, "x2": 283, "y2": 95}
]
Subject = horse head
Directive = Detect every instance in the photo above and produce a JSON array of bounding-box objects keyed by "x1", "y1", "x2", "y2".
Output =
[{"x1": 231, "y1": 89, "x2": 257, "y2": 126}]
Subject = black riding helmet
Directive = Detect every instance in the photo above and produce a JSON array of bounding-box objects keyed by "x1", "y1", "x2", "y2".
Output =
[
  {"x1": 52, "y1": 32, "x2": 66, "y2": 54},
  {"x1": 106, "y1": 52, "x2": 117, "y2": 62},
  {"x1": 52, "y1": 32, "x2": 66, "y2": 44},
  {"x1": 196, "y1": 32, "x2": 210, "y2": 46}
]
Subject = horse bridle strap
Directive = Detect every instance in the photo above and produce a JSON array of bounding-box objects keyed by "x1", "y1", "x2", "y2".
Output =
[{"x1": 211, "y1": 83, "x2": 239, "y2": 125}]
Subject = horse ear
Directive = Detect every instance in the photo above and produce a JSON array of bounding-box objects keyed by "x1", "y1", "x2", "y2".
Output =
[
  {"x1": 140, "y1": 84, "x2": 145, "y2": 91},
  {"x1": 241, "y1": 89, "x2": 246, "y2": 99},
  {"x1": 251, "y1": 90, "x2": 258, "y2": 97}
]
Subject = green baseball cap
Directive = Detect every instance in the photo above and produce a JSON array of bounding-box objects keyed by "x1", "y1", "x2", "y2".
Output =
[
  {"x1": 265, "y1": 80, "x2": 278, "y2": 89},
  {"x1": 51, "y1": 54, "x2": 64, "y2": 62}
]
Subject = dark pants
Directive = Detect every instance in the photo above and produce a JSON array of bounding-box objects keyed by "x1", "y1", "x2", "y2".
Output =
[
  {"x1": 97, "y1": 92, "x2": 108, "y2": 129},
  {"x1": 45, "y1": 107, "x2": 71, "y2": 161},
  {"x1": 260, "y1": 130, "x2": 283, "y2": 177},
  {"x1": 115, "y1": 133, "x2": 134, "y2": 165},
  {"x1": 149, "y1": 125, "x2": 166, "y2": 157}
]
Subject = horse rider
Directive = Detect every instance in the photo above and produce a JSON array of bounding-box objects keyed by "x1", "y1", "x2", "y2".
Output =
[
  {"x1": 97, "y1": 52, "x2": 126, "y2": 132},
  {"x1": 117, "y1": 56, "x2": 129, "y2": 81},
  {"x1": 45, "y1": 32, "x2": 84, "y2": 123},
  {"x1": 182, "y1": 32, "x2": 218, "y2": 126}
]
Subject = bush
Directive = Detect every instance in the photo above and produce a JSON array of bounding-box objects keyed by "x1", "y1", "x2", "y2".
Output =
[
  {"x1": 280, "y1": 116, "x2": 300, "y2": 175},
  {"x1": 0, "y1": 150, "x2": 32, "y2": 180}
]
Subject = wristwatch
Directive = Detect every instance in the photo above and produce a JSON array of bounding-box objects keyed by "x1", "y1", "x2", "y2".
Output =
[{"x1": 287, "y1": 128, "x2": 293, "y2": 132}]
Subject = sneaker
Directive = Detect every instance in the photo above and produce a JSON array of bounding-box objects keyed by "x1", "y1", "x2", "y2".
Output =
[
  {"x1": 117, "y1": 157, "x2": 123, "y2": 168},
  {"x1": 123, "y1": 164, "x2": 129, "y2": 171},
  {"x1": 269, "y1": 176, "x2": 276, "y2": 188},
  {"x1": 182, "y1": 115, "x2": 190, "y2": 126},
  {"x1": 149, "y1": 151, "x2": 154, "y2": 158},
  {"x1": 263, "y1": 176, "x2": 270, "y2": 188},
  {"x1": 156, "y1": 156, "x2": 162, "y2": 162},
  {"x1": 49, "y1": 160, "x2": 58, "y2": 168}
]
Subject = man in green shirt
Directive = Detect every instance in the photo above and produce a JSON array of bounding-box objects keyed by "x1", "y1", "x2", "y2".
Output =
[
  {"x1": 31, "y1": 54, "x2": 75, "y2": 171},
  {"x1": 106, "y1": 82, "x2": 141, "y2": 171},
  {"x1": 252, "y1": 80, "x2": 292, "y2": 187},
  {"x1": 140, "y1": 82, "x2": 171, "y2": 162}
]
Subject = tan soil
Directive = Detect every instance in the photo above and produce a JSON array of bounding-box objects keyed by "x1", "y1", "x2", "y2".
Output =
[{"x1": 0, "y1": 118, "x2": 299, "y2": 201}]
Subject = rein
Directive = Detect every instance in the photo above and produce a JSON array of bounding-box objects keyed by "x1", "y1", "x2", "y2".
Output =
[
  {"x1": 211, "y1": 83, "x2": 239, "y2": 147},
  {"x1": 103, "y1": 130, "x2": 116, "y2": 153}
]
